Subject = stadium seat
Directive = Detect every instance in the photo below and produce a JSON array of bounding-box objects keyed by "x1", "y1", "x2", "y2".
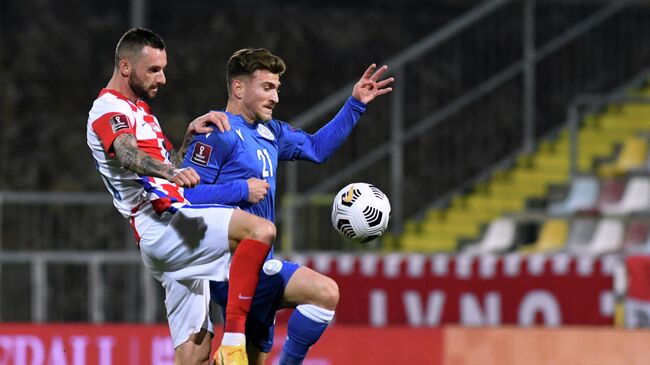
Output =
[
  {"x1": 600, "y1": 176, "x2": 650, "y2": 215},
  {"x1": 564, "y1": 218, "x2": 597, "y2": 254},
  {"x1": 462, "y1": 217, "x2": 516, "y2": 255},
  {"x1": 547, "y1": 176, "x2": 599, "y2": 216},
  {"x1": 582, "y1": 218, "x2": 624, "y2": 256},
  {"x1": 595, "y1": 178, "x2": 626, "y2": 213},
  {"x1": 623, "y1": 219, "x2": 650, "y2": 253},
  {"x1": 519, "y1": 219, "x2": 568, "y2": 254},
  {"x1": 599, "y1": 136, "x2": 649, "y2": 177}
]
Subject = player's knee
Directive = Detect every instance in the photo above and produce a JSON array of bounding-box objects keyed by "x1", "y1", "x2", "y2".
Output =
[
  {"x1": 249, "y1": 218, "x2": 276, "y2": 244},
  {"x1": 318, "y1": 276, "x2": 339, "y2": 310}
]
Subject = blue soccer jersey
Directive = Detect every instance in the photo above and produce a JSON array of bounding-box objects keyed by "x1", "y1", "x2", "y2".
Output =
[
  {"x1": 183, "y1": 96, "x2": 367, "y2": 225},
  {"x1": 182, "y1": 95, "x2": 367, "y2": 354}
]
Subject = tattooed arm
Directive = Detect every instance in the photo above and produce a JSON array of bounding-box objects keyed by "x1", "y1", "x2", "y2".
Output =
[
  {"x1": 113, "y1": 133, "x2": 200, "y2": 187},
  {"x1": 169, "y1": 111, "x2": 232, "y2": 167},
  {"x1": 170, "y1": 129, "x2": 197, "y2": 167}
]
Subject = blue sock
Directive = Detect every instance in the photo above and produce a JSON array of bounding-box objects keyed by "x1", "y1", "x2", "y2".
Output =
[{"x1": 279, "y1": 304, "x2": 334, "y2": 365}]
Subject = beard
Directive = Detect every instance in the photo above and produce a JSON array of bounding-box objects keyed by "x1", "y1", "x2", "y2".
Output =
[
  {"x1": 128, "y1": 72, "x2": 157, "y2": 100},
  {"x1": 255, "y1": 112, "x2": 272, "y2": 122},
  {"x1": 254, "y1": 105, "x2": 275, "y2": 122}
]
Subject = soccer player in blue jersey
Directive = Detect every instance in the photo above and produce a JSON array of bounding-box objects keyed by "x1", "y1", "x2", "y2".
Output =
[{"x1": 183, "y1": 48, "x2": 394, "y2": 365}]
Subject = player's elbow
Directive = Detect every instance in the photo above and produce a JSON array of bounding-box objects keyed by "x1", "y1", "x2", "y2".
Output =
[{"x1": 307, "y1": 140, "x2": 332, "y2": 164}]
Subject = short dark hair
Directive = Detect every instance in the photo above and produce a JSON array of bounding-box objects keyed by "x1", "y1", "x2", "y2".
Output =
[
  {"x1": 114, "y1": 27, "x2": 165, "y2": 68},
  {"x1": 226, "y1": 48, "x2": 286, "y2": 90}
]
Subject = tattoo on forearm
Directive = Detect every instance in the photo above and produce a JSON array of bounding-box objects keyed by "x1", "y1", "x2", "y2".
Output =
[
  {"x1": 114, "y1": 134, "x2": 175, "y2": 180},
  {"x1": 170, "y1": 132, "x2": 195, "y2": 167}
]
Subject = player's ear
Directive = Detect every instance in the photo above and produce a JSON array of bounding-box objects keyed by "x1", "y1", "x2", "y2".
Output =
[
  {"x1": 232, "y1": 79, "x2": 245, "y2": 100},
  {"x1": 119, "y1": 59, "x2": 131, "y2": 78}
]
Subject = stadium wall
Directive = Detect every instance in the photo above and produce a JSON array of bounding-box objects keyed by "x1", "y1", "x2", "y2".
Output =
[{"x1": 1, "y1": 324, "x2": 648, "y2": 365}]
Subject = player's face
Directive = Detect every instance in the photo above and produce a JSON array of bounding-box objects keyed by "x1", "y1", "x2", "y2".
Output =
[
  {"x1": 242, "y1": 69, "x2": 280, "y2": 122},
  {"x1": 129, "y1": 46, "x2": 167, "y2": 100}
]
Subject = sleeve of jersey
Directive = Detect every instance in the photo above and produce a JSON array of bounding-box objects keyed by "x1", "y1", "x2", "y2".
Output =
[
  {"x1": 278, "y1": 96, "x2": 366, "y2": 163},
  {"x1": 91, "y1": 112, "x2": 135, "y2": 156},
  {"x1": 182, "y1": 132, "x2": 234, "y2": 183},
  {"x1": 181, "y1": 131, "x2": 250, "y2": 205},
  {"x1": 183, "y1": 180, "x2": 248, "y2": 205}
]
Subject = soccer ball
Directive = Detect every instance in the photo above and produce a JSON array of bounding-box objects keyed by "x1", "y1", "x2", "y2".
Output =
[{"x1": 331, "y1": 182, "x2": 391, "y2": 243}]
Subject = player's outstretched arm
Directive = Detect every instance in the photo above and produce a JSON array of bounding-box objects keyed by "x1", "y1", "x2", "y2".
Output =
[
  {"x1": 113, "y1": 133, "x2": 200, "y2": 187},
  {"x1": 351, "y1": 64, "x2": 394, "y2": 104},
  {"x1": 171, "y1": 111, "x2": 231, "y2": 167}
]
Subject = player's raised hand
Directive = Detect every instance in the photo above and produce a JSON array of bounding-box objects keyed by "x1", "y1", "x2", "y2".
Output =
[
  {"x1": 246, "y1": 177, "x2": 270, "y2": 203},
  {"x1": 170, "y1": 167, "x2": 201, "y2": 188},
  {"x1": 351, "y1": 64, "x2": 394, "y2": 104}
]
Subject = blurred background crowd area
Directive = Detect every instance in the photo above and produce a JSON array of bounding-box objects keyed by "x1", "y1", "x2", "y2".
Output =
[
  {"x1": 3, "y1": 0, "x2": 650, "y2": 255},
  {"x1": 0, "y1": 0, "x2": 465, "y2": 191}
]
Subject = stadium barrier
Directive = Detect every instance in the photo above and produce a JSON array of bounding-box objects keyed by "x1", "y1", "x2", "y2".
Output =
[
  {"x1": 0, "y1": 324, "x2": 442, "y2": 365},
  {"x1": 2, "y1": 324, "x2": 649, "y2": 365},
  {"x1": 0, "y1": 252, "x2": 620, "y2": 325},
  {"x1": 278, "y1": 253, "x2": 617, "y2": 326},
  {"x1": 625, "y1": 255, "x2": 650, "y2": 327},
  {"x1": 443, "y1": 326, "x2": 650, "y2": 365}
]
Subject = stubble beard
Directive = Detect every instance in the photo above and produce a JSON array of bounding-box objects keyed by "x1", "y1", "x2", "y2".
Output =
[
  {"x1": 129, "y1": 72, "x2": 157, "y2": 100},
  {"x1": 256, "y1": 113, "x2": 272, "y2": 122},
  {"x1": 255, "y1": 106, "x2": 273, "y2": 122}
]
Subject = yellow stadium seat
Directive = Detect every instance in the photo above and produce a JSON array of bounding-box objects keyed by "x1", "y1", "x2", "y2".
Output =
[
  {"x1": 396, "y1": 92, "x2": 650, "y2": 253},
  {"x1": 599, "y1": 136, "x2": 648, "y2": 177},
  {"x1": 519, "y1": 219, "x2": 568, "y2": 254}
]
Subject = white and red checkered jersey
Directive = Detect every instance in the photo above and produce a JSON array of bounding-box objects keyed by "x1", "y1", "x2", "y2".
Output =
[{"x1": 87, "y1": 89, "x2": 187, "y2": 228}]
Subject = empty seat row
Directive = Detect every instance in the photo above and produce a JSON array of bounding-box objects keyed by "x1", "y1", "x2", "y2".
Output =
[
  {"x1": 547, "y1": 176, "x2": 650, "y2": 216},
  {"x1": 462, "y1": 216, "x2": 650, "y2": 256}
]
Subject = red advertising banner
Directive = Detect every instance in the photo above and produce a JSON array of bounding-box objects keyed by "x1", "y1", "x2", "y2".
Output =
[
  {"x1": 0, "y1": 324, "x2": 171, "y2": 365},
  {"x1": 280, "y1": 253, "x2": 616, "y2": 326},
  {"x1": 263, "y1": 326, "x2": 441, "y2": 365},
  {"x1": 0, "y1": 324, "x2": 442, "y2": 365},
  {"x1": 624, "y1": 255, "x2": 650, "y2": 327}
]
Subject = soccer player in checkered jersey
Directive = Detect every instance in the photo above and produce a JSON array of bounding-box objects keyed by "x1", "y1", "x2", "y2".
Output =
[
  {"x1": 87, "y1": 28, "x2": 274, "y2": 365},
  {"x1": 182, "y1": 48, "x2": 394, "y2": 364}
]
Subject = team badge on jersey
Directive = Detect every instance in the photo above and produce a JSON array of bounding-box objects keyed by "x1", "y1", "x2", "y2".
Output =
[
  {"x1": 190, "y1": 142, "x2": 212, "y2": 166},
  {"x1": 263, "y1": 259, "x2": 283, "y2": 275},
  {"x1": 109, "y1": 114, "x2": 129, "y2": 133},
  {"x1": 257, "y1": 123, "x2": 275, "y2": 141}
]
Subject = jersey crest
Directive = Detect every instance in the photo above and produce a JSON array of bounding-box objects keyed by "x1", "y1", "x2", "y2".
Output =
[
  {"x1": 190, "y1": 142, "x2": 212, "y2": 166},
  {"x1": 257, "y1": 123, "x2": 275, "y2": 141},
  {"x1": 109, "y1": 114, "x2": 129, "y2": 133}
]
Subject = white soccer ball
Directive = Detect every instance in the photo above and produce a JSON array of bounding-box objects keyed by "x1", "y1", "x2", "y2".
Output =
[{"x1": 331, "y1": 182, "x2": 391, "y2": 243}]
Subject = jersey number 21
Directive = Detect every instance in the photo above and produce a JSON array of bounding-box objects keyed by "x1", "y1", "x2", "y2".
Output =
[{"x1": 257, "y1": 149, "x2": 273, "y2": 178}]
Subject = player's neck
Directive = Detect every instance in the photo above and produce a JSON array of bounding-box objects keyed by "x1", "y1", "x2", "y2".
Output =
[
  {"x1": 106, "y1": 71, "x2": 138, "y2": 103},
  {"x1": 225, "y1": 100, "x2": 256, "y2": 124}
]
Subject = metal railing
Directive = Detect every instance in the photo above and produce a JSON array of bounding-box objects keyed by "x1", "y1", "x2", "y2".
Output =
[
  {"x1": 281, "y1": 0, "x2": 646, "y2": 251},
  {"x1": 0, "y1": 250, "x2": 158, "y2": 323},
  {"x1": 565, "y1": 69, "x2": 650, "y2": 179},
  {"x1": 282, "y1": 0, "x2": 518, "y2": 251},
  {"x1": 0, "y1": 192, "x2": 151, "y2": 323},
  {"x1": 0, "y1": 191, "x2": 132, "y2": 251}
]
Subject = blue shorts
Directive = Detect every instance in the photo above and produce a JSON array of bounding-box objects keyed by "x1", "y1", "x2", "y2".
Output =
[{"x1": 210, "y1": 259, "x2": 300, "y2": 352}]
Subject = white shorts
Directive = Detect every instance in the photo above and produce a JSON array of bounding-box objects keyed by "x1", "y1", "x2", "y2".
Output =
[{"x1": 136, "y1": 203, "x2": 234, "y2": 348}]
